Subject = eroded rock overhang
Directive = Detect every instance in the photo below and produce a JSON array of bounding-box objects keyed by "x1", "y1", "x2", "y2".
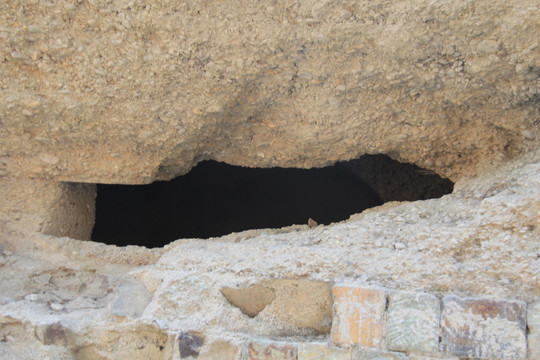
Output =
[{"x1": 0, "y1": 0, "x2": 539, "y2": 184}]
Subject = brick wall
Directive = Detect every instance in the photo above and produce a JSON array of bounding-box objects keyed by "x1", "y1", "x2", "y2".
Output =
[{"x1": 168, "y1": 284, "x2": 539, "y2": 360}]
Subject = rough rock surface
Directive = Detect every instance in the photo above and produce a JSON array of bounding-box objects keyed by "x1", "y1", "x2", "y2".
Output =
[
  {"x1": 0, "y1": 178, "x2": 95, "y2": 240},
  {"x1": 0, "y1": 149, "x2": 538, "y2": 359},
  {"x1": 1, "y1": 0, "x2": 539, "y2": 184}
]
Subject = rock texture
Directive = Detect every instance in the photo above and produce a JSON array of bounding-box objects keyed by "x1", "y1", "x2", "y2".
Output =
[
  {"x1": 0, "y1": 149, "x2": 539, "y2": 359},
  {"x1": 440, "y1": 296, "x2": 527, "y2": 358},
  {"x1": 0, "y1": 0, "x2": 539, "y2": 358},
  {"x1": 385, "y1": 292, "x2": 440, "y2": 354},
  {"x1": 1, "y1": 0, "x2": 539, "y2": 184},
  {"x1": 0, "y1": 178, "x2": 95, "y2": 240}
]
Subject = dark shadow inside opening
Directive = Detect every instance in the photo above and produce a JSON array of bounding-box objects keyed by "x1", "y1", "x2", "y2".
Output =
[{"x1": 91, "y1": 155, "x2": 454, "y2": 247}]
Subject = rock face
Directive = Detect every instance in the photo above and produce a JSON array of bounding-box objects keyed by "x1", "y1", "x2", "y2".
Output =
[
  {"x1": 0, "y1": 1, "x2": 539, "y2": 359},
  {"x1": 0, "y1": 178, "x2": 95, "y2": 240},
  {"x1": 1, "y1": 0, "x2": 539, "y2": 184},
  {"x1": 0, "y1": 150, "x2": 538, "y2": 359}
]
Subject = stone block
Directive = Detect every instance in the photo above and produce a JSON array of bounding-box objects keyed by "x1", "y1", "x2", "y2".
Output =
[
  {"x1": 528, "y1": 302, "x2": 540, "y2": 360},
  {"x1": 246, "y1": 340, "x2": 297, "y2": 360},
  {"x1": 352, "y1": 348, "x2": 408, "y2": 360},
  {"x1": 111, "y1": 278, "x2": 153, "y2": 319},
  {"x1": 298, "y1": 342, "x2": 350, "y2": 360},
  {"x1": 386, "y1": 291, "x2": 440, "y2": 353},
  {"x1": 264, "y1": 279, "x2": 333, "y2": 334},
  {"x1": 198, "y1": 338, "x2": 241, "y2": 360},
  {"x1": 222, "y1": 279, "x2": 332, "y2": 333},
  {"x1": 331, "y1": 285, "x2": 386, "y2": 347},
  {"x1": 440, "y1": 296, "x2": 527, "y2": 359},
  {"x1": 408, "y1": 356, "x2": 459, "y2": 360}
]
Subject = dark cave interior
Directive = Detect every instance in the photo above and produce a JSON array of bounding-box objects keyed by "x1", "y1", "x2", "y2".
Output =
[{"x1": 91, "y1": 154, "x2": 454, "y2": 247}]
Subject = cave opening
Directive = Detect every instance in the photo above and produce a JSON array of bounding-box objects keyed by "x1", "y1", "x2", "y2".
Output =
[{"x1": 91, "y1": 155, "x2": 454, "y2": 247}]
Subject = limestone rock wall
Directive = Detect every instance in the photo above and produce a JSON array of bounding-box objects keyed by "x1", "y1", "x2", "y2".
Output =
[
  {"x1": 1, "y1": 0, "x2": 539, "y2": 184},
  {"x1": 0, "y1": 178, "x2": 95, "y2": 240}
]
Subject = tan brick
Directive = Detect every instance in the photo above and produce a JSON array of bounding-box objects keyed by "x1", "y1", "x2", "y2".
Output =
[
  {"x1": 198, "y1": 337, "x2": 241, "y2": 360},
  {"x1": 246, "y1": 340, "x2": 297, "y2": 360},
  {"x1": 331, "y1": 285, "x2": 386, "y2": 347},
  {"x1": 298, "y1": 342, "x2": 350, "y2": 360}
]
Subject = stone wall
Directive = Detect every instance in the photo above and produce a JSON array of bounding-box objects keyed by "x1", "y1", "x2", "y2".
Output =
[{"x1": 0, "y1": 151, "x2": 539, "y2": 359}]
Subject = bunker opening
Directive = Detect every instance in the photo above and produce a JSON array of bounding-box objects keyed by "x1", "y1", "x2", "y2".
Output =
[{"x1": 91, "y1": 155, "x2": 454, "y2": 247}]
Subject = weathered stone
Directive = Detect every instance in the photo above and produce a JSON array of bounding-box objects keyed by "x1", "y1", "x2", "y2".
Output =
[
  {"x1": 246, "y1": 340, "x2": 297, "y2": 360},
  {"x1": 352, "y1": 348, "x2": 408, "y2": 360},
  {"x1": 222, "y1": 280, "x2": 332, "y2": 333},
  {"x1": 298, "y1": 342, "x2": 350, "y2": 360},
  {"x1": 331, "y1": 285, "x2": 385, "y2": 347},
  {"x1": 35, "y1": 322, "x2": 74, "y2": 346},
  {"x1": 1, "y1": 1, "x2": 539, "y2": 184},
  {"x1": 0, "y1": 178, "x2": 96, "y2": 240},
  {"x1": 221, "y1": 284, "x2": 276, "y2": 318},
  {"x1": 179, "y1": 332, "x2": 205, "y2": 358},
  {"x1": 528, "y1": 302, "x2": 540, "y2": 360},
  {"x1": 262, "y1": 280, "x2": 333, "y2": 334},
  {"x1": 111, "y1": 278, "x2": 153, "y2": 319},
  {"x1": 75, "y1": 324, "x2": 171, "y2": 360},
  {"x1": 440, "y1": 296, "x2": 527, "y2": 359},
  {"x1": 385, "y1": 291, "x2": 440, "y2": 353},
  {"x1": 198, "y1": 338, "x2": 241, "y2": 360},
  {"x1": 0, "y1": 150, "x2": 539, "y2": 360}
]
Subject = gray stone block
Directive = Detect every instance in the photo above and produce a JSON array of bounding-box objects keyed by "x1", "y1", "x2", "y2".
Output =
[{"x1": 386, "y1": 291, "x2": 440, "y2": 353}]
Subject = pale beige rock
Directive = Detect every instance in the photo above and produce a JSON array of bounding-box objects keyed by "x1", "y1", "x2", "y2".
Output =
[
  {"x1": 198, "y1": 337, "x2": 242, "y2": 360},
  {"x1": 0, "y1": 0, "x2": 538, "y2": 184},
  {"x1": 221, "y1": 284, "x2": 276, "y2": 318},
  {"x1": 0, "y1": 178, "x2": 96, "y2": 240},
  {"x1": 261, "y1": 279, "x2": 333, "y2": 334},
  {"x1": 73, "y1": 324, "x2": 173, "y2": 360},
  {"x1": 111, "y1": 278, "x2": 153, "y2": 319}
]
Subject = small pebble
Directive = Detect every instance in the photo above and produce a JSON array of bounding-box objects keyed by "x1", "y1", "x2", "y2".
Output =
[
  {"x1": 50, "y1": 303, "x2": 64, "y2": 311},
  {"x1": 25, "y1": 294, "x2": 39, "y2": 301},
  {"x1": 206, "y1": 105, "x2": 223, "y2": 114}
]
